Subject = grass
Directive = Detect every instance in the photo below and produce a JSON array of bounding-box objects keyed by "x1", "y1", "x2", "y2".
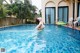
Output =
[{"x1": 56, "y1": 21, "x2": 67, "y2": 26}]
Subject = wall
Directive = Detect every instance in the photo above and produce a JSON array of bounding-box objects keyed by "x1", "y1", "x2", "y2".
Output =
[
  {"x1": 0, "y1": 18, "x2": 23, "y2": 27},
  {"x1": 41, "y1": 0, "x2": 77, "y2": 24}
]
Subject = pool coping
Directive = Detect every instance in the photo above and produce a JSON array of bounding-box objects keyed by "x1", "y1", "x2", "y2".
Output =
[
  {"x1": 0, "y1": 24, "x2": 24, "y2": 28},
  {"x1": 0, "y1": 24, "x2": 37, "y2": 29},
  {"x1": 56, "y1": 24, "x2": 80, "y2": 31},
  {"x1": 0, "y1": 24, "x2": 80, "y2": 31},
  {"x1": 65, "y1": 25, "x2": 80, "y2": 31}
]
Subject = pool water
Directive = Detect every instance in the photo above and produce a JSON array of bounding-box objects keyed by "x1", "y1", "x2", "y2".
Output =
[{"x1": 0, "y1": 24, "x2": 80, "y2": 53}]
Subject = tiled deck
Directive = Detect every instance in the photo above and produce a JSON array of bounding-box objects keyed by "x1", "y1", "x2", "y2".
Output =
[{"x1": 65, "y1": 25, "x2": 80, "y2": 30}]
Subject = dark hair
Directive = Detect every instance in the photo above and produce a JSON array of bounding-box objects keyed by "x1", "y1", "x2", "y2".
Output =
[{"x1": 36, "y1": 19, "x2": 40, "y2": 24}]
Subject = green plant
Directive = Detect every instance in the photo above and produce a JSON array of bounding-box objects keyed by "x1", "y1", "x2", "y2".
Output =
[
  {"x1": 0, "y1": 0, "x2": 37, "y2": 24},
  {"x1": 57, "y1": 21, "x2": 67, "y2": 26}
]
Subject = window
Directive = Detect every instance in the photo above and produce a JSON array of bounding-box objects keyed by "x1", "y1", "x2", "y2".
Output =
[
  {"x1": 78, "y1": 3, "x2": 80, "y2": 17},
  {"x1": 45, "y1": 7, "x2": 55, "y2": 24},
  {"x1": 58, "y1": 6, "x2": 68, "y2": 23}
]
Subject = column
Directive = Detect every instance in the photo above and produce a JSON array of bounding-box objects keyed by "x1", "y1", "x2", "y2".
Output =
[{"x1": 56, "y1": 6, "x2": 58, "y2": 24}]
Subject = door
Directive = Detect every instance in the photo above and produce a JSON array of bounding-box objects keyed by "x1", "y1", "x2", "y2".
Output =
[
  {"x1": 78, "y1": 3, "x2": 80, "y2": 17},
  {"x1": 58, "y1": 7, "x2": 68, "y2": 23},
  {"x1": 45, "y1": 7, "x2": 55, "y2": 24}
]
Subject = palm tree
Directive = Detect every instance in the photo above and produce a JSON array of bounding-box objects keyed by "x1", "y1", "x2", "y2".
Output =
[
  {"x1": 23, "y1": 0, "x2": 38, "y2": 23},
  {"x1": 31, "y1": 6, "x2": 37, "y2": 18},
  {"x1": 0, "y1": 0, "x2": 37, "y2": 23},
  {"x1": 0, "y1": 0, "x2": 8, "y2": 18}
]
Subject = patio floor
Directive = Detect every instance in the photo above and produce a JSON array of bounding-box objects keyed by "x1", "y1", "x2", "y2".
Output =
[{"x1": 65, "y1": 25, "x2": 80, "y2": 30}]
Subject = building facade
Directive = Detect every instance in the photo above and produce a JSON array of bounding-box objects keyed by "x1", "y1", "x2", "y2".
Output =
[{"x1": 42, "y1": 0, "x2": 80, "y2": 24}]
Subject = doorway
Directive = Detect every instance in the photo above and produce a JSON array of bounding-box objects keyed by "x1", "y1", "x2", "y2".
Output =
[{"x1": 45, "y1": 7, "x2": 55, "y2": 24}]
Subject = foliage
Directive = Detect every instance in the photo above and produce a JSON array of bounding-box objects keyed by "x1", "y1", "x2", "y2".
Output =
[
  {"x1": 0, "y1": 4, "x2": 7, "y2": 18},
  {"x1": 0, "y1": 0, "x2": 37, "y2": 22},
  {"x1": 31, "y1": 6, "x2": 37, "y2": 18},
  {"x1": 0, "y1": 0, "x2": 9, "y2": 18},
  {"x1": 57, "y1": 21, "x2": 67, "y2": 26},
  {"x1": 39, "y1": 9, "x2": 42, "y2": 17}
]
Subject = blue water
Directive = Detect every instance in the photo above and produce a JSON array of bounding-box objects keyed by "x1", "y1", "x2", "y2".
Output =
[{"x1": 0, "y1": 24, "x2": 80, "y2": 53}]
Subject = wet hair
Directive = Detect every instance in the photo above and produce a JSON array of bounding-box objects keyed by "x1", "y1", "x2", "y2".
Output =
[{"x1": 36, "y1": 18, "x2": 40, "y2": 24}]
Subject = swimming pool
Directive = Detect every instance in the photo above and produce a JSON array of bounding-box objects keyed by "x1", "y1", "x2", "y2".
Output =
[{"x1": 0, "y1": 24, "x2": 80, "y2": 53}]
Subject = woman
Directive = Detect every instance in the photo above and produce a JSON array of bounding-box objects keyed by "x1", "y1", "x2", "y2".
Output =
[{"x1": 36, "y1": 18, "x2": 45, "y2": 30}]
